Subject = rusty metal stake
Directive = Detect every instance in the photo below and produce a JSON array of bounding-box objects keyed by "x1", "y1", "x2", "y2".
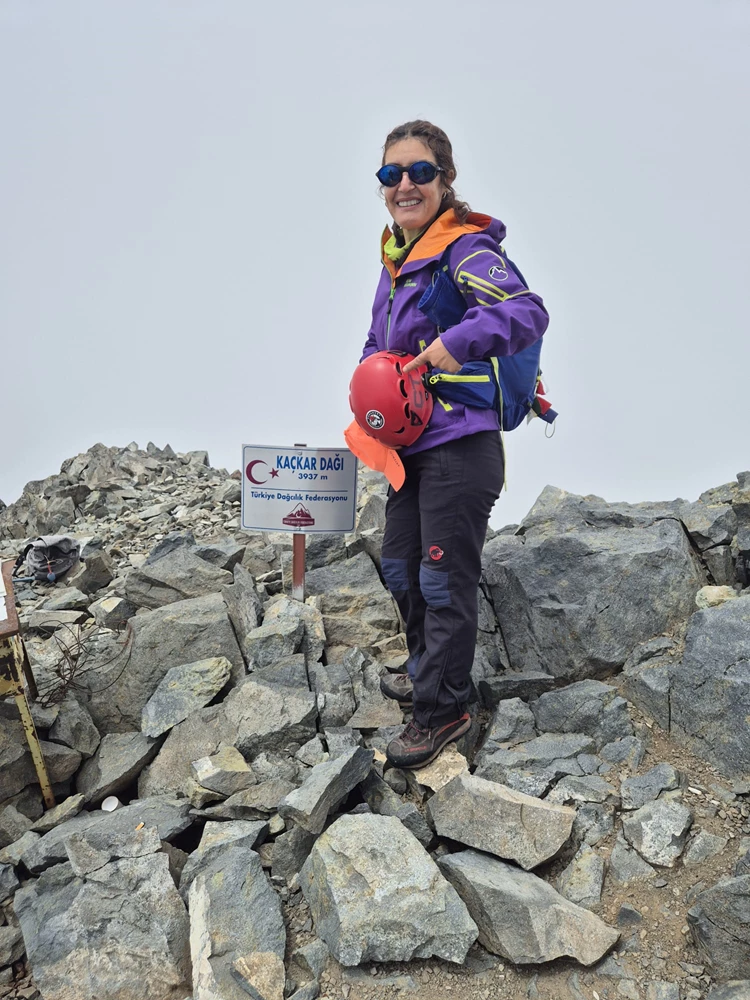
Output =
[{"x1": 291, "y1": 442, "x2": 308, "y2": 602}]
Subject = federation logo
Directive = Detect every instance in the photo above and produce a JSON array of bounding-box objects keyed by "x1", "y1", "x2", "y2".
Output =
[
  {"x1": 488, "y1": 265, "x2": 509, "y2": 282},
  {"x1": 282, "y1": 503, "x2": 315, "y2": 528},
  {"x1": 429, "y1": 545, "x2": 444, "y2": 561},
  {"x1": 366, "y1": 409, "x2": 385, "y2": 430}
]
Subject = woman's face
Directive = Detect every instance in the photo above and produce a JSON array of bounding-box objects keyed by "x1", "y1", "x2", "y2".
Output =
[{"x1": 381, "y1": 138, "x2": 446, "y2": 238}]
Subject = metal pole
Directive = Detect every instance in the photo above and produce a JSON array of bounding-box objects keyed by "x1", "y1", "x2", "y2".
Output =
[{"x1": 292, "y1": 443, "x2": 307, "y2": 602}]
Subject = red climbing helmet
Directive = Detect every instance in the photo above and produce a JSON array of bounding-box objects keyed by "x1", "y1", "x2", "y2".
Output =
[{"x1": 349, "y1": 350, "x2": 433, "y2": 447}]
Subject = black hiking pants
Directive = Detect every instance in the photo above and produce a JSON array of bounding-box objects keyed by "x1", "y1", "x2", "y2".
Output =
[{"x1": 381, "y1": 430, "x2": 504, "y2": 728}]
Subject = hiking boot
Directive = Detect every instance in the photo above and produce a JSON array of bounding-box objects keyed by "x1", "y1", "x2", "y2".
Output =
[
  {"x1": 379, "y1": 672, "x2": 413, "y2": 705},
  {"x1": 385, "y1": 713, "x2": 471, "y2": 770}
]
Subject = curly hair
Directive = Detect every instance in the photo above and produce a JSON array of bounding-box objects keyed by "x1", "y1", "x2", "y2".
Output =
[{"x1": 382, "y1": 120, "x2": 471, "y2": 224}]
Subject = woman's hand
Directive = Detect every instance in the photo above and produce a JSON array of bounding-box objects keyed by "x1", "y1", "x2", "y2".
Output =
[{"x1": 402, "y1": 337, "x2": 461, "y2": 374}]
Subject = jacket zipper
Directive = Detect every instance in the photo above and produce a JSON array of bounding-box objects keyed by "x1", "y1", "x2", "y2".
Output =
[
  {"x1": 385, "y1": 283, "x2": 396, "y2": 349},
  {"x1": 427, "y1": 373, "x2": 491, "y2": 385}
]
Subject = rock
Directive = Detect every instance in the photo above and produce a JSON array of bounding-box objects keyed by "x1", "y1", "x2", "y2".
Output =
[
  {"x1": 21, "y1": 795, "x2": 192, "y2": 873},
  {"x1": 242, "y1": 618, "x2": 304, "y2": 670},
  {"x1": 179, "y1": 819, "x2": 268, "y2": 899},
  {"x1": 221, "y1": 563, "x2": 263, "y2": 660},
  {"x1": 188, "y1": 845, "x2": 285, "y2": 1000},
  {"x1": 684, "y1": 830, "x2": 729, "y2": 866},
  {"x1": 65, "y1": 823, "x2": 162, "y2": 877},
  {"x1": 48, "y1": 695, "x2": 101, "y2": 758},
  {"x1": 620, "y1": 763, "x2": 681, "y2": 810},
  {"x1": 140, "y1": 656, "x2": 232, "y2": 737},
  {"x1": 0, "y1": 802, "x2": 33, "y2": 845},
  {"x1": 30, "y1": 794, "x2": 86, "y2": 834},
  {"x1": 600, "y1": 736, "x2": 646, "y2": 770},
  {"x1": 0, "y1": 862, "x2": 19, "y2": 903},
  {"x1": 482, "y1": 697, "x2": 537, "y2": 748},
  {"x1": 531, "y1": 680, "x2": 633, "y2": 748},
  {"x1": 254, "y1": 653, "x2": 308, "y2": 689},
  {"x1": 300, "y1": 813, "x2": 477, "y2": 965},
  {"x1": 705, "y1": 984, "x2": 750, "y2": 1000},
  {"x1": 15, "y1": 851, "x2": 191, "y2": 1000},
  {"x1": 438, "y1": 849, "x2": 618, "y2": 965},
  {"x1": 125, "y1": 533, "x2": 233, "y2": 609},
  {"x1": 197, "y1": 778, "x2": 296, "y2": 821},
  {"x1": 304, "y1": 552, "x2": 399, "y2": 650},
  {"x1": 88, "y1": 595, "x2": 136, "y2": 628},
  {"x1": 688, "y1": 875, "x2": 750, "y2": 980},
  {"x1": 0, "y1": 924, "x2": 25, "y2": 966},
  {"x1": 67, "y1": 549, "x2": 115, "y2": 594},
  {"x1": 704, "y1": 545, "x2": 736, "y2": 587},
  {"x1": 412, "y1": 743, "x2": 468, "y2": 791},
  {"x1": 359, "y1": 771, "x2": 435, "y2": 848},
  {"x1": 309, "y1": 660, "x2": 357, "y2": 729},
  {"x1": 427, "y1": 772, "x2": 575, "y2": 870},
  {"x1": 78, "y1": 593, "x2": 245, "y2": 734},
  {"x1": 622, "y1": 800, "x2": 693, "y2": 867},
  {"x1": 696, "y1": 585, "x2": 738, "y2": 609},
  {"x1": 292, "y1": 937, "x2": 329, "y2": 980},
  {"x1": 0, "y1": 715, "x2": 82, "y2": 799},
  {"x1": 41, "y1": 587, "x2": 90, "y2": 612},
  {"x1": 0, "y1": 829, "x2": 40, "y2": 866},
  {"x1": 482, "y1": 488, "x2": 706, "y2": 682},
  {"x1": 295, "y1": 735, "x2": 328, "y2": 767},
  {"x1": 324, "y1": 727, "x2": 362, "y2": 758},
  {"x1": 194, "y1": 536, "x2": 245, "y2": 569},
  {"x1": 29, "y1": 608, "x2": 88, "y2": 629},
  {"x1": 279, "y1": 747, "x2": 373, "y2": 834},
  {"x1": 225, "y1": 678, "x2": 318, "y2": 760},
  {"x1": 670, "y1": 597, "x2": 750, "y2": 778},
  {"x1": 138, "y1": 703, "x2": 232, "y2": 799},
  {"x1": 477, "y1": 671, "x2": 557, "y2": 707},
  {"x1": 263, "y1": 596, "x2": 326, "y2": 666},
  {"x1": 272, "y1": 823, "x2": 317, "y2": 884},
  {"x1": 547, "y1": 774, "x2": 619, "y2": 806},
  {"x1": 608, "y1": 833, "x2": 656, "y2": 883},
  {"x1": 191, "y1": 745, "x2": 255, "y2": 797},
  {"x1": 77, "y1": 731, "x2": 161, "y2": 804},
  {"x1": 556, "y1": 846, "x2": 605, "y2": 909}
]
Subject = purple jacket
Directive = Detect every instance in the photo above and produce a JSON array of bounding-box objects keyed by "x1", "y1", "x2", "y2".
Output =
[{"x1": 361, "y1": 209, "x2": 549, "y2": 456}]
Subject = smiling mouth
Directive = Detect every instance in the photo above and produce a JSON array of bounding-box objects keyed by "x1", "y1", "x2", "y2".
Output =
[{"x1": 397, "y1": 199, "x2": 421, "y2": 208}]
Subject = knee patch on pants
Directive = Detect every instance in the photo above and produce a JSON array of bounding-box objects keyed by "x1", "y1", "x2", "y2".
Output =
[
  {"x1": 382, "y1": 557, "x2": 410, "y2": 594},
  {"x1": 419, "y1": 565, "x2": 452, "y2": 609}
]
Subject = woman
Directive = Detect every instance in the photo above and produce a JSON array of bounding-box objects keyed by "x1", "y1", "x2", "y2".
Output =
[{"x1": 361, "y1": 120, "x2": 549, "y2": 769}]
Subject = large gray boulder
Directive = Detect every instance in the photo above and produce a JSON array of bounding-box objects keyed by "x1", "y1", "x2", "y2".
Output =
[
  {"x1": 300, "y1": 814, "x2": 477, "y2": 965},
  {"x1": 482, "y1": 488, "x2": 706, "y2": 681},
  {"x1": 426, "y1": 772, "x2": 576, "y2": 870},
  {"x1": 76, "y1": 593, "x2": 245, "y2": 734},
  {"x1": 688, "y1": 875, "x2": 750, "y2": 980},
  {"x1": 189, "y1": 844, "x2": 285, "y2": 1000},
  {"x1": 125, "y1": 532, "x2": 233, "y2": 609},
  {"x1": 438, "y1": 850, "x2": 618, "y2": 966},
  {"x1": 304, "y1": 552, "x2": 399, "y2": 651},
  {"x1": 0, "y1": 715, "x2": 81, "y2": 800},
  {"x1": 14, "y1": 851, "x2": 191, "y2": 1000},
  {"x1": 621, "y1": 800, "x2": 693, "y2": 867},
  {"x1": 669, "y1": 596, "x2": 750, "y2": 778}
]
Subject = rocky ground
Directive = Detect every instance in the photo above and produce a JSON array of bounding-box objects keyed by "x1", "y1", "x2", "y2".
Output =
[{"x1": 0, "y1": 442, "x2": 749, "y2": 1000}]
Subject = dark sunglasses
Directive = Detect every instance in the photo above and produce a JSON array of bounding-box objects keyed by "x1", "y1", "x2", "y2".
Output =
[{"x1": 376, "y1": 161, "x2": 444, "y2": 187}]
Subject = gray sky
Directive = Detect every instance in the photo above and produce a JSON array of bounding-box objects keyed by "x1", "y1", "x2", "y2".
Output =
[{"x1": 1, "y1": 0, "x2": 748, "y2": 529}]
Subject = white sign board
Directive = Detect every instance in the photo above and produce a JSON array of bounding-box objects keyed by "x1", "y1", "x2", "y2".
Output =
[{"x1": 241, "y1": 444, "x2": 357, "y2": 534}]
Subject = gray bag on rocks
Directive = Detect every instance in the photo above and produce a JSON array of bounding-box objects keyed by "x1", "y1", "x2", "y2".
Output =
[{"x1": 14, "y1": 535, "x2": 81, "y2": 583}]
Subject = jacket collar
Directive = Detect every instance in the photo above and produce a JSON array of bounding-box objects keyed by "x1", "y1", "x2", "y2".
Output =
[{"x1": 381, "y1": 209, "x2": 492, "y2": 279}]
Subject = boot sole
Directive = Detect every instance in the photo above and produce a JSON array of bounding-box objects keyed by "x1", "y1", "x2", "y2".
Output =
[{"x1": 389, "y1": 716, "x2": 472, "y2": 771}]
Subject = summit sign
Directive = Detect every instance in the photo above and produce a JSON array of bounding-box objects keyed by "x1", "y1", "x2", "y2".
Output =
[{"x1": 241, "y1": 444, "x2": 357, "y2": 533}]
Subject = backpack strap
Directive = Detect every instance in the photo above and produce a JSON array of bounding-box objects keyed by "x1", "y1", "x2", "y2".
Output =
[{"x1": 12, "y1": 543, "x2": 33, "y2": 577}]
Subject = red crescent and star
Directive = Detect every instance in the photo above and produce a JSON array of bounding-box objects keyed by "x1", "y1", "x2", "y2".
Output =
[{"x1": 246, "y1": 460, "x2": 280, "y2": 485}]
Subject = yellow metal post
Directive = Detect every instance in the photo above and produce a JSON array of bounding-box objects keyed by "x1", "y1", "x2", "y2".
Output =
[{"x1": 0, "y1": 562, "x2": 56, "y2": 809}]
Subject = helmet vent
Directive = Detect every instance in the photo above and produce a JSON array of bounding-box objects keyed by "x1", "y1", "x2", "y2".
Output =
[{"x1": 398, "y1": 380, "x2": 408, "y2": 398}]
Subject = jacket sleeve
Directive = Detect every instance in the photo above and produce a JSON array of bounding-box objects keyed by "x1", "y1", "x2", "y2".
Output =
[
  {"x1": 360, "y1": 268, "x2": 390, "y2": 362},
  {"x1": 438, "y1": 232, "x2": 549, "y2": 363}
]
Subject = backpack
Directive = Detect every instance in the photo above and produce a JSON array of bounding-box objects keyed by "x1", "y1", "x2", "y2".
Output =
[
  {"x1": 13, "y1": 536, "x2": 81, "y2": 583},
  {"x1": 417, "y1": 245, "x2": 557, "y2": 431}
]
